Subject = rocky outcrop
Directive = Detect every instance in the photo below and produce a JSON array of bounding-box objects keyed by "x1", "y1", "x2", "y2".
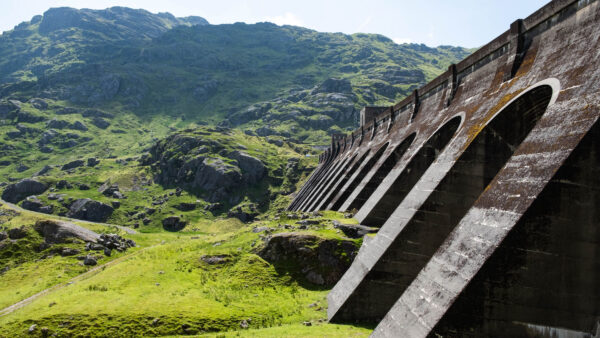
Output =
[
  {"x1": 61, "y1": 160, "x2": 85, "y2": 171},
  {"x1": 258, "y1": 232, "x2": 358, "y2": 286},
  {"x1": 311, "y1": 78, "x2": 352, "y2": 94},
  {"x1": 146, "y1": 131, "x2": 271, "y2": 203},
  {"x1": 91, "y1": 117, "x2": 110, "y2": 129},
  {"x1": 162, "y1": 216, "x2": 186, "y2": 232},
  {"x1": 67, "y1": 198, "x2": 114, "y2": 222},
  {"x1": 1, "y1": 179, "x2": 48, "y2": 203},
  {"x1": 34, "y1": 219, "x2": 101, "y2": 243},
  {"x1": 21, "y1": 196, "x2": 53, "y2": 214}
]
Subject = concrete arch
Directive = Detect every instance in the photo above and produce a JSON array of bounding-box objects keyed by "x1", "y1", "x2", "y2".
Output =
[
  {"x1": 358, "y1": 115, "x2": 463, "y2": 226},
  {"x1": 330, "y1": 81, "x2": 557, "y2": 324},
  {"x1": 346, "y1": 133, "x2": 417, "y2": 213}
]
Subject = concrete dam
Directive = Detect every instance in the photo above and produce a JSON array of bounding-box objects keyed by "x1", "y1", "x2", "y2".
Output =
[{"x1": 289, "y1": 0, "x2": 600, "y2": 336}]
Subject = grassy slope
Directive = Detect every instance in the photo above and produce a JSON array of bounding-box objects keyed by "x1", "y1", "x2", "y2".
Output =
[{"x1": 0, "y1": 204, "x2": 368, "y2": 337}]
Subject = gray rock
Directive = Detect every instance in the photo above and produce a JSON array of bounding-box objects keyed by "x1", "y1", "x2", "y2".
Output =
[
  {"x1": 87, "y1": 157, "x2": 100, "y2": 167},
  {"x1": 72, "y1": 121, "x2": 88, "y2": 131},
  {"x1": 83, "y1": 255, "x2": 97, "y2": 266},
  {"x1": 67, "y1": 198, "x2": 114, "y2": 222},
  {"x1": 175, "y1": 202, "x2": 196, "y2": 211},
  {"x1": 91, "y1": 117, "x2": 110, "y2": 129},
  {"x1": 29, "y1": 98, "x2": 48, "y2": 109},
  {"x1": 61, "y1": 248, "x2": 80, "y2": 256},
  {"x1": 61, "y1": 160, "x2": 85, "y2": 171},
  {"x1": 46, "y1": 118, "x2": 70, "y2": 129},
  {"x1": 200, "y1": 254, "x2": 230, "y2": 265},
  {"x1": 33, "y1": 165, "x2": 53, "y2": 176},
  {"x1": 8, "y1": 226, "x2": 28, "y2": 239},
  {"x1": 78, "y1": 183, "x2": 90, "y2": 190},
  {"x1": 56, "y1": 180, "x2": 73, "y2": 189},
  {"x1": 16, "y1": 164, "x2": 29, "y2": 172},
  {"x1": 39, "y1": 205, "x2": 53, "y2": 214},
  {"x1": 21, "y1": 196, "x2": 44, "y2": 212},
  {"x1": 0, "y1": 231, "x2": 7, "y2": 241},
  {"x1": 258, "y1": 232, "x2": 358, "y2": 286},
  {"x1": 162, "y1": 216, "x2": 186, "y2": 232},
  {"x1": 230, "y1": 151, "x2": 266, "y2": 184},
  {"x1": 40, "y1": 146, "x2": 54, "y2": 153},
  {"x1": 332, "y1": 221, "x2": 378, "y2": 238},
  {"x1": 1, "y1": 179, "x2": 48, "y2": 203},
  {"x1": 28, "y1": 324, "x2": 37, "y2": 333},
  {"x1": 0, "y1": 100, "x2": 19, "y2": 118},
  {"x1": 35, "y1": 220, "x2": 100, "y2": 243},
  {"x1": 16, "y1": 111, "x2": 44, "y2": 123},
  {"x1": 98, "y1": 182, "x2": 119, "y2": 196},
  {"x1": 6, "y1": 130, "x2": 21, "y2": 139},
  {"x1": 38, "y1": 129, "x2": 58, "y2": 145}
]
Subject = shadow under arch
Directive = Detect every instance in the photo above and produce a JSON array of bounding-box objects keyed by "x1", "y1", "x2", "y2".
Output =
[
  {"x1": 360, "y1": 115, "x2": 462, "y2": 226},
  {"x1": 331, "y1": 142, "x2": 390, "y2": 211},
  {"x1": 347, "y1": 133, "x2": 417, "y2": 213},
  {"x1": 322, "y1": 150, "x2": 371, "y2": 211},
  {"x1": 331, "y1": 84, "x2": 555, "y2": 323}
]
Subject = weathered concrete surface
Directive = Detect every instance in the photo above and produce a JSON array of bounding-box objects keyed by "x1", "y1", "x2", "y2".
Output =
[{"x1": 289, "y1": 0, "x2": 600, "y2": 336}]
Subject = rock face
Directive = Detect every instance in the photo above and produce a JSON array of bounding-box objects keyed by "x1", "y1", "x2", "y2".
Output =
[
  {"x1": 34, "y1": 220, "x2": 101, "y2": 243},
  {"x1": 162, "y1": 216, "x2": 186, "y2": 232},
  {"x1": 67, "y1": 198, "x2": 114, "y2": 222},
  {"x1": 61, "y1": 160, "x2": 85, "y2": 170},
  {"x1": 258, "y1": 232, "x2": 358, "y2": 286},
  {"x1": 1, "y1": 179, "x2": 48, "y2": 203},
  {"x1": 146, "y1": 131, "x2": 269, "y2": 203}
]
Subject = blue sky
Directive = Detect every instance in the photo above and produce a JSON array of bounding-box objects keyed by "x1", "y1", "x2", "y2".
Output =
[{"x1": 1, "y1": 0, "x2": 547, "y2": 47}]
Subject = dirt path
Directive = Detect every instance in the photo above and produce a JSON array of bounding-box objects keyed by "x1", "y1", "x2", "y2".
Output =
[
  {"x1": 0, "y1": 245, "x2": 149, "y2": 317},
  {"x1": 0, "y1": 198, "x2": 136, "y2": 234}
]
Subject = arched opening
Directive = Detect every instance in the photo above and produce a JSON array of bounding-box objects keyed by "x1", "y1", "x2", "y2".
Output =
[
  {"x1": 307, "y1": 153, "x2": 358, "y2": 212},
  {"x1": 332, "y1": 142, "x2": 390, "y2": 211},
  {"x1": 332, "y1": 85, "x2": 554, "y2": 323},
  {"x1": 360, "y1": 116, "x2": 462, "y2": 226},
  {"x1": 347, "y1": 133, "x2": 416, "y2": 212},
  {"x1": 323, "y1": 150, "x2": 371, "y2": 210}
]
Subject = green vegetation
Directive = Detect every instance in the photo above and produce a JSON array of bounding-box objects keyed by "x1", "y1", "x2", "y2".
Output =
[{"x1": 0, "y1": 6, "x2": 472, "y2": 336}]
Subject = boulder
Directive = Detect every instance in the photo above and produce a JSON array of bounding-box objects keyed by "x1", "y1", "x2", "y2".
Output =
[
  {"x1": 200, "y1": 254, "x2": 230, "y2": 265},
  {"x1": 87, "y1": 157, "x2": 100, "y2": 167},
  {"x1": 16, "y1": 111, "x2": 44, "y2": 123},
  {"x1": 72, "y1": 121, "x2": 88, "y2": 131},
  {"x1": 83, "y1": 255, "x2": 97, "y2": 266},
  {"x1": 1, "y1": 179, "x2": 48, "y2": 203},
  {"x1": 60, "y1": 248, "x2": 80, "y2": 256},
  {"x1": 40, "y1": 146, "x2": 54, "y2": 153},
  {"x1": 56, "y1": 180, "x2": 73, "y2": 189},
  {"x1": 91, "y1": 117, "x2": 110, "y2": 129},
  {"x1": 29, "y1": 98, "x2": 48, "y2": 109},
  {"x1": 258, "y1": 232, "x2": 358, "y2": 286},
  {"x1": 0, "y1": 100, "x2": 19, "y2": 118},
  {"x1": 0, "y1": 231, "x2": 7, "y2": 241},
  {"x1": 16, "y1": 164, "x2": 29, "y2": 172},
  {"x1": 175, "y1": 202, "x2": 196, "y2": 211},
  {"x1": 21, "y1": 196, "x2": 44, "y2": 212},
  {"x1": 61, "y1": 160, "x2": 85, "y2": 171},
  {"x1": 332, "y1": 221, "x2": 378, "y2": 238},
  {"x1": 8, "y1": 226, "x2": 28, "y2": 239},
  {"x1": 78, "y1": 183, "x2": 90, "y2": 190},
  {"x1": 230, "y1": 151, "x2": 266, "y2": 184},
  {"x1": 38, "y1": 129, "x2": 58, "y2": 145},
  {"x1": 67, "y1": 199, "x2": 114, "y2": 222},
  {"x1": 33, "y1": 165, "x2": 53, "y2": 176},
  {"x1": 98, "y1": 182, "x2": 120, "y2": 196},
  {"x1": 162, "y1": 216, "x2": 186, "y2": 232},
  {"x1": 46, "y1": 118, "x2": 70, "y2": 129},
  {"x1": 34, "y1": 220, "x2": 100, "y2": 243}
]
